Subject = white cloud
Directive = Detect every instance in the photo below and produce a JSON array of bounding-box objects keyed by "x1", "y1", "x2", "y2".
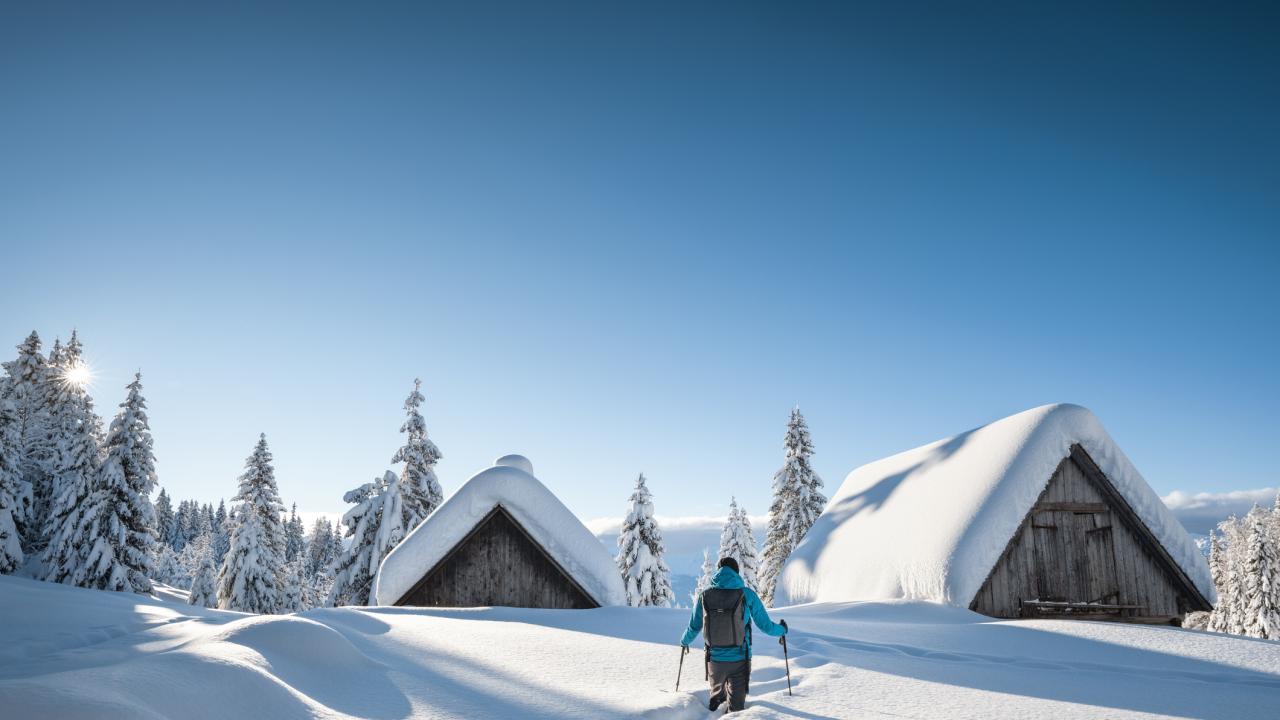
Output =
[{"x1": 1161, "y1": 487, "x2": 1278, "y2": 535}]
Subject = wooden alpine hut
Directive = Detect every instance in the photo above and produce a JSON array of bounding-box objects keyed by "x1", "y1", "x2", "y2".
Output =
[
  {"x1": 773, "y1": 404, "x2": 1214, "y2": 624},
  {"x1": 373, "y1": 454, "x2": 626, "y2": 609}
]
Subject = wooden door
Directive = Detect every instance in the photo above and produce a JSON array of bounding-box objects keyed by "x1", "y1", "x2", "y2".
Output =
[
  {"x1": 1082, "y1": 511, "x2": 1119, "y2": 604},
  {"x1": 1031, "y1": 511, "x2": 1067, "y2": 600}
]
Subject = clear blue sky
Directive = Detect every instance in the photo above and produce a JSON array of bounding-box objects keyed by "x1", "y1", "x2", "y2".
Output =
[{"x1": 2, "y1": 2, "x2": 1276, "y2": 522}]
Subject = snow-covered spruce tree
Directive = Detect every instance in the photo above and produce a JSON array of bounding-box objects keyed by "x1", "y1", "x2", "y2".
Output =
[
  {"x1": 151, "y1": 544, "x2": 185, "y2": 587},
  {"x1": 391, "y1": 379, "x2": 443, "y2": 529},
  {"x1": 177, "y1": 515, "x2": 213, "y2": 588},
  {"x1": 327, "y1": 470, "x2": 405, "y2": 607},
  {"x1": 1206, "y1": 530, "x2": 1226, "y2": 633},
  {"x1": 212, "y1": 499, "x2": 230, "y2": 564},
  {"x1": 282, "y1": 560, "x2": 305, "y2": 612},
  {"x1": 692, "y1": 547, "x2": 716, "y2": 605},
  {"x1": 3, "y1": 332, "x2": 55, "y2": 551},
  {"x1": 304, "y1": 518, "x2": 338, "y2": 608},
  {"x1": 719, "y1": 498, "x2": 759, "y2": 591},
  {"x1": 285, "y1": 503, "x2": 305, "y2": 562},
  {"x1": 172, "y1": 500, "x2": 194, "y2": 551},
  {"x1": 1242, "y1": 511, "x2": 1280, "y2": 639},
  {"x1": 154, "y1": 488, "x2": 175, "y2": 548},
  {"x1": 188, "y1": 547, "x2": 219, "y2": 608},
  {"x1": 62, "y1": 373, "x2": 158, "y2": 593},
  {"x1": 305, "y1": 517, "x2": 338, "y2": 579},
  {"x1": 759, "y1": 407, "x2": 826, "y2": 606},
  {"x1": 1216, "y1": 515, "x2": 1249, "y2": 635},
  {"x1": 40, "y1": 339, "x2": 107, "y2": 581},
  {"x1": 216, "y1": 434, "x2": 288, "y2": 614},
  {"x1": 0, "y1": 394, "x2": 30, "y2": 573},
  {"x1": 615, "y1": 473, "x2": 675, "y2": 607}
]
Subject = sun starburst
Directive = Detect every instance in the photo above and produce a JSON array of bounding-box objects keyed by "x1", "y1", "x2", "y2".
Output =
[{"x1": 61, "y1": 361, "x2": 94, "y2": 389}]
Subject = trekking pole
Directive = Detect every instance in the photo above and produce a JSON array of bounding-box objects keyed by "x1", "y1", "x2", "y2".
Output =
[
  {"x1": 780, "y1": 634, "x2": 793, "y2": 696},
  {"x1": 675, "y1": 645, "x2": 688, "y2": 692}
]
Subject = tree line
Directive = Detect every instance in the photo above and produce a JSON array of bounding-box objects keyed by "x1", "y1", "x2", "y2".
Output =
[
  {"x1": 1186, "y1": 499, "x2": 1280, "y2": 638},
  {"x1": 0, "y1": 330, "x2": 447, "y2": 614},
  {"x1": 3, "y1": 329, "x2": 839, "y2": 614}
]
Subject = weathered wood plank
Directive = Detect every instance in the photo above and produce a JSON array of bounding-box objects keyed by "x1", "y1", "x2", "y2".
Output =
[{"x1": 1034, "y1": 502, "x2": 1108, "y2": 513}]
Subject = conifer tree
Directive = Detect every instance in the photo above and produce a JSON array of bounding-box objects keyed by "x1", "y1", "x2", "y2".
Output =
[
  {"x1": 3, "y1": 332, "x2": 55, "y2": 550},
  {"x1": 151, "y1": 544, "x2": 185, "y2": 587},
  {"x1": 41, "y1": 336, "x2": 105, "y2": 580},
  {"x1": 328, "y1": 470, "x2": 405, "y2": 607},
  {"x1": 0, "y1": 394, "x2": 29, "y2": 573},
  {"x1": 1206, "y1": 530, "x2": 1225, "y2": 633},
  {"x1": 615, "y1": 473, "x2": 675, "y2": 607},
  {"x1": 760, "y1": 407, "x2": 826, "y2": 606},
  {"x1": 212, "y1": 499, "x2": 230, "y2": 564},
  {"x1": 719, "y1": 498, "x2": 759, "y2": 591},
  {"x1": 1242, "y1": 511, "x2": 1280, "y2": 639},
  {"x1": 62, "y1": 373, "x2": 157, "y2": 593},
  {"x1": 216, "y1": 434, "x2": 287, "y2": 613},
  {"x1": 282, "y1": 560, "x2": 305, "y2": 612},
  {"x1": 692, "y1": 547, "x2": 716, "y2": 606},
  {"x1": 188, "y1": 547, "x2": 218, "y2": 608},
  {"x1": 391, "y1": 379, "x2": 443, "y2": 529},
  {"x1": 48, "y1": 338, "x2": 65, "y2": 368},
  {"x1": 154, "y1": 488, "x2": 175, "y2": 548},
  {"x1": 306, "y1": 517, "x2": 338, "y2": 579},
  {"x1": 285, "y1": 503, "x2": 305, "y2": 562},
  {"x1": 178, "y1": 514, "x2": 213, "y2": 586}
]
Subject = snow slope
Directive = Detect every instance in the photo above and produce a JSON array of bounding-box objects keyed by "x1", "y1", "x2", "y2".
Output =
[
  {"x1": 374, "y1": 455, "x2": 627, "y2": 607},
  {"x1": 776, "y1": 403, "x2": 1213, "y2": 608},
  {"x1": 3, "y1": 574, "x2": 1279, "y2": 719}
]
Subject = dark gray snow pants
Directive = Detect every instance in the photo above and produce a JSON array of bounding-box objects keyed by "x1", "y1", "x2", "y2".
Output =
[{"x1": 707, "y1": 658, "x2": 751, "y2": 712}]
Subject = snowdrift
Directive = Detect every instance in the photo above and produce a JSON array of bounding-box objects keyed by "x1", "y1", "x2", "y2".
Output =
[
  {"x1": 3, "y1": 574, "x2": 1279, "y2": 719},
  {"x1": 776, "y1": 403, "x2": 1213, "y2": 607}
]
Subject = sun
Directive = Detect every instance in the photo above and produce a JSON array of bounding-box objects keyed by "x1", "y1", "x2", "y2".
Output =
[{"x1": 62, "y1": 361, "x2": 94, "y2": 389}]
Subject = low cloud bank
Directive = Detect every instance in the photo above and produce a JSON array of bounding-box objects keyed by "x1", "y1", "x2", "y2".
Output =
[{"x1": 1161, "y1": 488, "x2": 1278, "y2": 535}]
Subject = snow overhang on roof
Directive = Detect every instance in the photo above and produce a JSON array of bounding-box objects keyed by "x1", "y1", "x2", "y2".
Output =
[
  {"x1": 373, "y1": 455, "x2": 627, "y2": 607},
  {"x1": 775, "y1": 403, "x2": 1215, "y2": 608}
]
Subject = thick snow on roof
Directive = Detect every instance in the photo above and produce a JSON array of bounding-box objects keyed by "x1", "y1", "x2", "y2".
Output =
[
  {"x1": 775, "y1": 403, "x2": 1214, "y2": 608},
  {"x1": 374, "y1": 456, "x2": 626, "y2": 607}
]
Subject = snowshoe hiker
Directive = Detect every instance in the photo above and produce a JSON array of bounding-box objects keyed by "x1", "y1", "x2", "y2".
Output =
[{"x1": 680, "y1": 557, "x2": 788, "y2": 713}]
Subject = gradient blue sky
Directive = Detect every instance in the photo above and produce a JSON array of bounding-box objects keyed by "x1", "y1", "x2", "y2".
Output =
[{"x1": 2, "y1": 2, "x2": 1277, "y2": 523}]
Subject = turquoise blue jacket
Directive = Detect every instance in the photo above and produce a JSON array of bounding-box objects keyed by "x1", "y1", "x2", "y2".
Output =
[{"x1": 681, "y1": 566, "x2": 786, "y2": 661}]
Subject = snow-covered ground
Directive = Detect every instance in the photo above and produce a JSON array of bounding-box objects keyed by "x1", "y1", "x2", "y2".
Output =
[{"x1": 2, "y1": 575, "x2": 1278, "y2": 719}]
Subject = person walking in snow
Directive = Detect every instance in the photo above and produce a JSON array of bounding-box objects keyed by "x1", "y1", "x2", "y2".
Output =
[{"x1": 680, "y1": 557, "x2": 788, "y2": 713}]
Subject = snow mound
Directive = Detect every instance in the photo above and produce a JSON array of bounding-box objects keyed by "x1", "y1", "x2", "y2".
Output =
[
  {"x1": 776, "y1": 403, "x2": 1214, "y2": 608},
  {"x1": 204, "y1": 614, "x2": 378, "y2": 673},
  {"x1": 374, "y1": 456, "x2": 627, "y2": 607},
  {"x1": 493, "y1": 453, "x2": 534, "y2": 474}
]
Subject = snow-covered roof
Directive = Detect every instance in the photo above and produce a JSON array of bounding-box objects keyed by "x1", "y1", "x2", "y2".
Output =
[
  {"x1": 775, "y1": 403, "x2": 1214, "y2": 608},
  {"x1": 373, "y1": 455, "x2": 627, "y2": 607}
]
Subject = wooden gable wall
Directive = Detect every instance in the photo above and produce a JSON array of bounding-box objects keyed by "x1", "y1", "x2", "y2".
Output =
[
  {"x1": 970, "y1": 445, "x2": 1210, "y2": 623},
  {"x1": 394, "y1": 506, "x2": 599, "y2": 609}
]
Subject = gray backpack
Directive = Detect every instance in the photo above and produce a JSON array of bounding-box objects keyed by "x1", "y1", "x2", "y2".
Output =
[{"x1": 701, "y1": 588, "x2": 746, "y2": 649}]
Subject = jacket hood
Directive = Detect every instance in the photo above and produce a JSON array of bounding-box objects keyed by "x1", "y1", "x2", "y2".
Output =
[{"x1": 709, "y1": 566, "x2": 745, "y2": 589}]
